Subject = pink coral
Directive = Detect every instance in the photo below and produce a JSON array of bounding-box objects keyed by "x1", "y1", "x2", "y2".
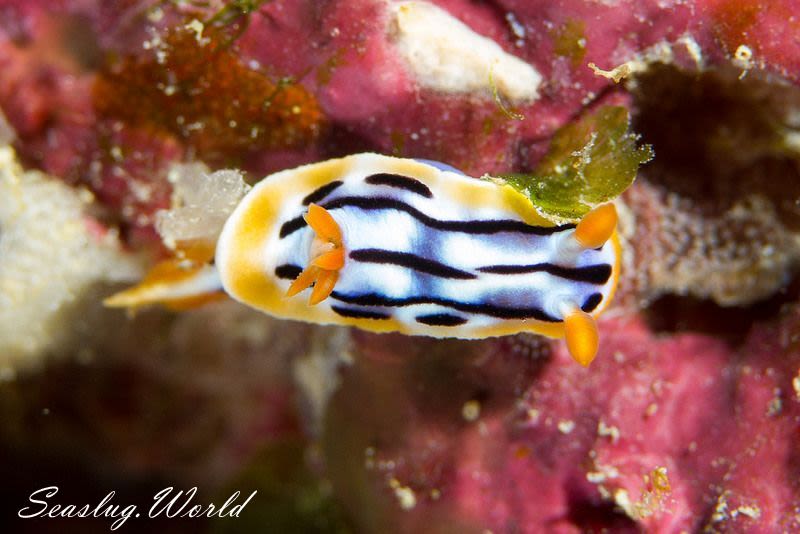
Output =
[{"x1": 324, "y1": 313, "x2": 800, "y2": 532}]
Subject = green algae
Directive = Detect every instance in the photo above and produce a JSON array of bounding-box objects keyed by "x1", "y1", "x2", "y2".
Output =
[
  {"x1": 206, "y1": 0, "x2": 270, "y2": 27},
  {"x1": 500, "y1": 106, "x2": 654, "y2": 222},
  {"x1": 204, "y1": 0, "x2": 273, "y2": 47},
  {"x1": 552, "y1": 19, "x2": 587, "y2": 67}
]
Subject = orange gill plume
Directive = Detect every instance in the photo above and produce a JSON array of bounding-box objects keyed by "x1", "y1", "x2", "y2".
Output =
[{"x1": 285, "y1": 204, "x2": 345, "y2": 305}]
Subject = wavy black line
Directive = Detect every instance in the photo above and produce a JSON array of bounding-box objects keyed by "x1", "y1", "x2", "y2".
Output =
[
  {"x1": 415, "y1": 313, "x2": 468, "y2": 326},
  {"x1": 365, "y1": 173, "x2": 433, "y2": 198},
  {"x1": 274, "y1": 264, "x2": 303, "y2": 279},
  {"x1": 349, "y1": 249, "x2": 476, "y2": 280},
  {"x1": 280, "y1": 196, "x2": 575, "y2": 238},
  {"x1": 330, "y1": 291, "x2": 559, "y2": 322},
  {"x1": 322, "y1": 196, "x2": 575, "y2": 235},
  {"x1": 302, "y1": 180, "x2": 344, "y2": 205},
  {"x1": 477, "y1": 263, "x2": 612, "y2": 285},
  {"x1": 331, "y1": 306, "x2": 390, "y2": 320}
]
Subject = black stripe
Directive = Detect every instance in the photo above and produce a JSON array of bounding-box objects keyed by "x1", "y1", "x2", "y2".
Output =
[
  {"x1": 415, "y1": 313, "x2": 467, "y2": 326},
  {"x1": 365, "y1": 173, "x2": 433, "y2": 198},
  {"x1": 279, "y1": 215, "x2": 306, "y2": 238},
  {"x1": 302, "y1": 181, "x2": 344, "y2": 205},
  {"x1": 330, "y1": 291, "x2": 559, "y2": 322},
  {"x1": 349, "y1": 249, "x2": 476, "y2": 280},
  {"x1": 581, "y1": 293, "x2": 603, "y2": 313},
  {"x1": 323, "y1": 196, "x2": 575, "y2": 235},
  {"x1": 279, "y1": 195, "x2": 575, "y2": 239},
  {"x1": 275, "y1": 264, "x2": 303, "y2": 279},
  {"x1": 331, "y1": 306, "x2": 390, "y2": 320},
  {"x1": 477, "y1": 263, "x2": 612, "y2": 284}
]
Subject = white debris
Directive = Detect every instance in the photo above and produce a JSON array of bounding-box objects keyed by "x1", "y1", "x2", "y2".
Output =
[
  {"x1": 785, "y1": 131, "x2": 800, "y2": 155},
  {"x1": 589, "y1": 40, "x2": 675, "y2": 84},
  {"x1": 388, "y1": 1, "x2": 542, "y2": 103},
  {"x1": 589, "y1": 61, "x2": 633, "y2": 84},
  {"x1": 462, "y1": 399, "x2": 481, "y2": 421},
  {"x1": 711, "y1": 491, "x2": 730, "y2": 522},
  {"x1": 766, "y1": 387, "x2": 783, "y2": 416},
  {"x1": 505, "y1": 12, "x2": 526, "y2": 48},
  {"x1": 557, "y1": 419, "x2": 576, "y2": 434},
  {"x1": 733, "y1": 44, "x2": 754, "y2": 75},
  {"x1": 613, "y1": 488, "x2": 636, "y2": 518},
  {"x1": 389, "y1": 478, "x2": 417, "y2": 510},
  {"x1": 676, "y1": 35, "x2": 704, "y2": 68},
  {"x1": 184, "y1": 19, "x2": 210, "y2": 46},
  {"x1": 586, "y1": 463, "x2": 620, "y2": 483},
  {"x1": 732, "y1": 504, "x2": 761, "y2": 519}
]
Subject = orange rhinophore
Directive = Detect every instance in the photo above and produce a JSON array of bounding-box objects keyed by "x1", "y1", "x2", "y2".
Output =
[{"x1": 575, "y1": 203, "x2": 618, "y2": 250}]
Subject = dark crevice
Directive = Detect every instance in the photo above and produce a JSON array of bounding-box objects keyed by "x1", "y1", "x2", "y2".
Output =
[
  {"x1": 642, "y1": 277, "x2": 800, "y2": 344},
  {"x1": 320, "y1": 123, "x2": 380, "y2": 158},
  {"x1": 632, "y1": 64, "x2": 800, "y2": 229},
  {"x1": 631, "y1": 64, "x2": 800, "y2": 332},
  {"x1": 60, "y1": 14, "x2": 105, "y2": 71},
  {"x1": 562, "y1": 493, "x2": 641, "y2": 533}
]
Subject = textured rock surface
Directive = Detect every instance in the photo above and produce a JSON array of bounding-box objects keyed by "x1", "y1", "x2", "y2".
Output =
[{"x1": 0, "y1": 0, "x2": 799, "y2": 532}]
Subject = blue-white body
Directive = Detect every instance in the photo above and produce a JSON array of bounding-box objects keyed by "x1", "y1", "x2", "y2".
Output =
[{"x1": 215, "y1": 153, "x2": 619, "y2": 340}]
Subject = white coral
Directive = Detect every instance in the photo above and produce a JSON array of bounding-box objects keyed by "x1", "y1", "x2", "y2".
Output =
[
  {"x1": 388, "y1": 1, "x2": 542, "y2": 103},
  {"x1": 0, "y1": 142, "x2": 139, "y2": 376}
]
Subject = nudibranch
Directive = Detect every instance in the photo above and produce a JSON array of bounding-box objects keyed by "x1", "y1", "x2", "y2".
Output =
[{"x1": 106, "y1": 153, "x2": 620, "y2": 366}]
